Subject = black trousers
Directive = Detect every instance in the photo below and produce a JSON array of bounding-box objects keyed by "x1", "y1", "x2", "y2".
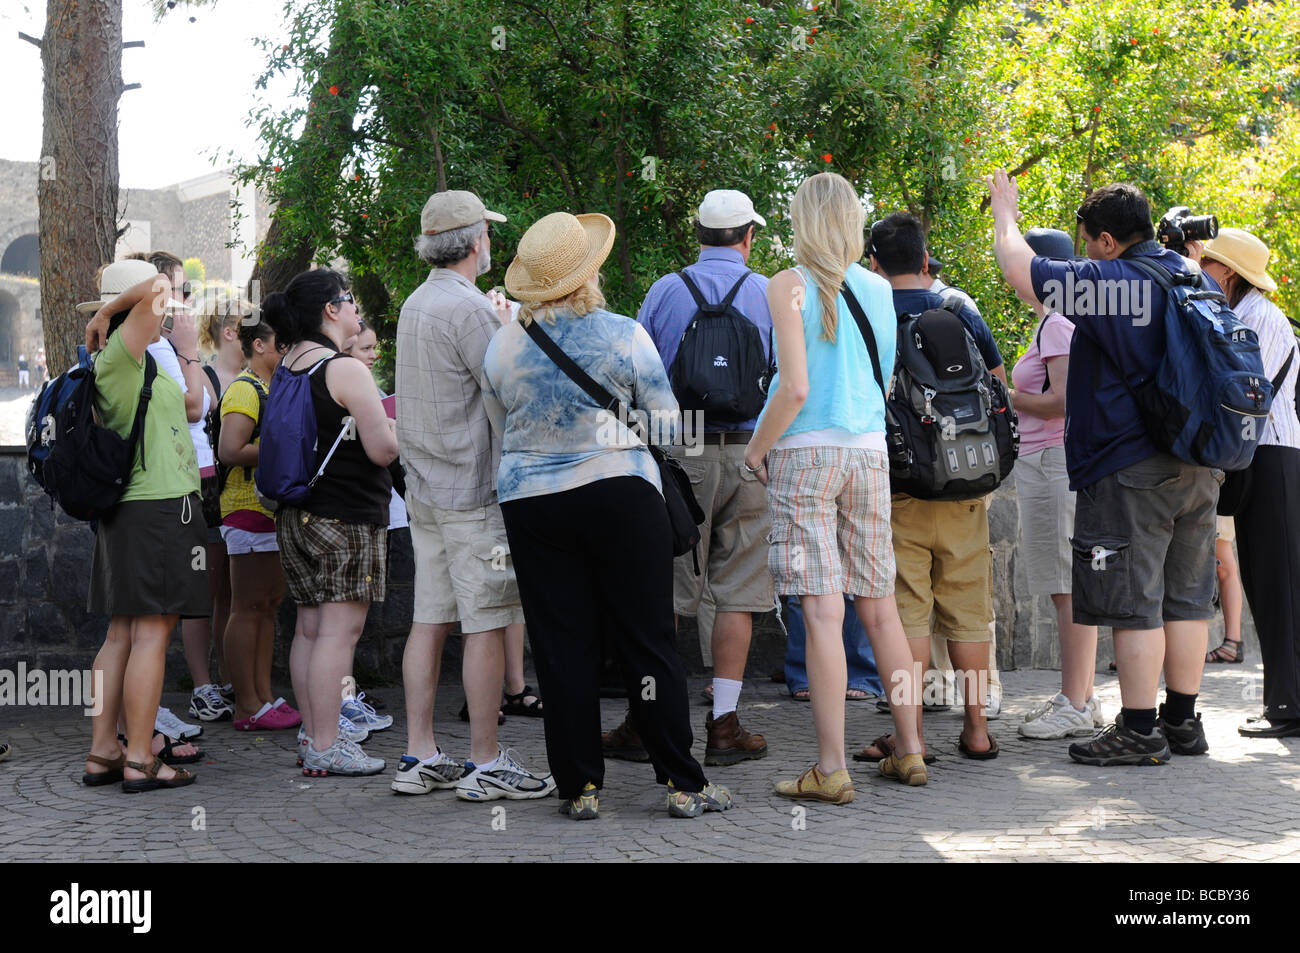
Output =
[
  {"x1": 1235, "y1": 445, "x2": 1300, "y2": 721},
  {"x1": 501, "y1": 476, "x2": 708, "y2": 799}
]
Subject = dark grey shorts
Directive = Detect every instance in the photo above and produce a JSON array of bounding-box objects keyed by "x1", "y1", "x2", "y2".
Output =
[
  {"x1": 88, "y1": 494, "x2": 212, "y2": 619},
  {"x1": 1071, "y1": 454, "x2": 1221, "y2": 630}
]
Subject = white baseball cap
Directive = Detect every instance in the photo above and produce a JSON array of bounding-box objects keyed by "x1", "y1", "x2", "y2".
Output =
[{"x1": 697, "y1": 190, "x2": 767, "y2": 230}]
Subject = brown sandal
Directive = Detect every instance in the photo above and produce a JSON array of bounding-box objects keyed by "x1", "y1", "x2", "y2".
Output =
[
  {"x1": 853, "y1": 733, "x2": 937, "y2": 764},
  {"x1": 82, "y1": 752, "x2": 126, "y2": 787},
  {"x1": 121, "y1": 756, "x2": 196, "y2": 793}
]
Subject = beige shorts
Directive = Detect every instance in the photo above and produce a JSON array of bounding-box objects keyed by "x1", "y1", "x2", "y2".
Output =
[
  {"x1": 1216, "y1": 516, "x2": 1236, "y2": 543},
  {"x1": 673, "y1": 441, "x2": 775, "y2": 615},
  {"x1": 765, "y1": 446, "x2": 895, "y2": 598},
  {"x1": 892, "y1": 495, "x2": 992, "y2": 642},
  {"x1": 1014, "y1": 446, "x2": 1074, "y2": 596},
  {"x1": 407, "y1": 495, "x2": 524, "y2": 632}
]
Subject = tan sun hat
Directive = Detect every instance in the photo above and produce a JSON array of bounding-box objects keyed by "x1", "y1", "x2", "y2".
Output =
[
  {"x1": 1202, "y1": 227, "x2": 1277, "y2": 293},
  {"x1": 75, "y1": 259, "x2": 163, "y2": 313},
  {"x1": 420, "y1": 190, "x2": 506, "y2": 235},
  {"x1": 505, "y1": 212, "x2": 615, "y2": 303}
]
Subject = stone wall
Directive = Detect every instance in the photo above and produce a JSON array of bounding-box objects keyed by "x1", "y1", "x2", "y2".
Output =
[{"x1": 0, "y1": 447, "x2": 1254, "y2": 686}]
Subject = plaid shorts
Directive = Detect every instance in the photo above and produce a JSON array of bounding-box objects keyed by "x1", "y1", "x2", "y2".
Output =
[
  {"x1": 765, "y1": 446, "x2": 896, "y2": 598},
  {"x1": 276, "y1": 505, "x2": 387, "y2": 606}
]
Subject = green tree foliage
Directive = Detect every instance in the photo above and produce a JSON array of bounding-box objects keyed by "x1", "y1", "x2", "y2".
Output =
[{"x1": 242, "y1": 0, "x2": 1300, "y2": 361}]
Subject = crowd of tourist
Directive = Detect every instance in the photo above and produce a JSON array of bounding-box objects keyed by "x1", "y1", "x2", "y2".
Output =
[{"x1": 36, "y1": 167, "x2": 1298, "y2": 818}]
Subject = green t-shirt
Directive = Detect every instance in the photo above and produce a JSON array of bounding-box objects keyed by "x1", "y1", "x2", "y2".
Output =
[{"x1": 93, "y1": 330, "x2": 200, "y2": 502}]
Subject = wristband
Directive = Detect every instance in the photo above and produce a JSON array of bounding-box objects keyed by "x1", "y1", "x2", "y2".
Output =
[{"x1": 744, "y1": 457, "x2": 765, "y2": 474}]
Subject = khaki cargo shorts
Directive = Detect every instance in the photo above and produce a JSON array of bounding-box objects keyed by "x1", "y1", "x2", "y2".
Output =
[
  {"x1": 892, "y1": 494, "x2": 992, "y2": 642},
  {"x1": 673, "y1": 441, "x2": 775, "y2": 615},
  {"x1": 407, "y1": 495, "x2": 524, "y2": 633}
]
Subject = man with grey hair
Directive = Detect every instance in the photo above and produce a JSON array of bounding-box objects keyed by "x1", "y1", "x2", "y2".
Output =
[{"x1": 391, "y1": 189, "x2": 554, "y2": 802}]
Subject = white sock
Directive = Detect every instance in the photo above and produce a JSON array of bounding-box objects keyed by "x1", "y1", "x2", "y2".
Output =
[
  {"x1": 253, "y1": 701, "x2": 273, "y2": 720},
  {"x1": 476, "y1": 755, "x2": 499, "y2": 772},
  {"x1": 712, "y1": 678, "x2": 743, "y2": 719},
  {"x1": 418, "y1": 748, "x2": 444, "y2": 766}
]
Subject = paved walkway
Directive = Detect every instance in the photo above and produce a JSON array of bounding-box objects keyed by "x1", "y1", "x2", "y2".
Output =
[{"x1": 1, "y1": 665, "x2": 1296, "y2": 862}]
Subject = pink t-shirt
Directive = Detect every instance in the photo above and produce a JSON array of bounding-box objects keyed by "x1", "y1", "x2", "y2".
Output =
[{"x1": 1011, "y1": 312, "x2": 1075, "y2": 456}]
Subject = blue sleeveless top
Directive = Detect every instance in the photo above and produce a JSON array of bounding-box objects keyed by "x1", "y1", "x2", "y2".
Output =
[{"x1": 760, "y1": 262, "x2": 896, "y2": 439}]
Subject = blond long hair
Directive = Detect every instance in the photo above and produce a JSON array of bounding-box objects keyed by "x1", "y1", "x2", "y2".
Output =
[
  {"x1": 789, "y1": 173, "x2": 865, "y2": 343},
  {"x1": 196, "y1": 291, "x2": 254, "y2": 357}
]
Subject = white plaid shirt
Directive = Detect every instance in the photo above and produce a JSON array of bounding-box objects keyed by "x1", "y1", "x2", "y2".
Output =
[{"x1": 1236, "y1": 288, "x2": 1300, "y2": 450}]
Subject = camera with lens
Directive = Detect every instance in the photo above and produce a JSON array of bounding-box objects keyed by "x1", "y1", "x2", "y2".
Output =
[{"x1": 1157, "y1": 206, "x2": 1219, "y2": 256}]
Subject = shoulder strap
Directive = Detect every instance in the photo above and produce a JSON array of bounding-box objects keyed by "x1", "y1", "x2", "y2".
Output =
[
  {"x1": 202, "y1": 364, "x2": 221, "y2": 397},
  {"x1": 1035, "y1": 316, "x2": 1052, "y2": 394},
  {"x1": 941, "y1": 297, "x2": 965, "y2": 316},
  {"x1": 677, "y1": 271, "x2": 709, "y2": 310},
  {"x1": 523, "y1": 320, "x2": 650, "y2": 445},
  {"x1": 840, "y1": 281, "x2": 887, "y2": 402},
  {"x1": 1272, "y1": 347, "x2": 1294, "y2": 395},
  {"x1": 719, "y1": 271, "x2": 752, "y2": 312},
  {"x1": 128, "y1": 353, "x2": 158, "y2": 472}
]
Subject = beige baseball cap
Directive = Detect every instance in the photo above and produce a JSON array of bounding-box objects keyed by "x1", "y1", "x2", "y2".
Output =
[
  {"x1": 697, "y1": 189, "x2": 767, "y2": 230},
  {"x1": 420, "y1": 190, "x2": 507, "y2": 235}
]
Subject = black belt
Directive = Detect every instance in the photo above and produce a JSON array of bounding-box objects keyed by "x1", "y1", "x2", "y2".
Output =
[{"x1": 700, "y1": 431, "x2": 753, "y2": 446}]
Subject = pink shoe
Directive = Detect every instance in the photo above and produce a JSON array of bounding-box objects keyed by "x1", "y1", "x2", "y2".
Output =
[
  {"x1": 274, "y1": 697, "x2": 302, "y2": 722},
  {"x1": 256, "y1": 705, "x2": 301, "y2": 730}
]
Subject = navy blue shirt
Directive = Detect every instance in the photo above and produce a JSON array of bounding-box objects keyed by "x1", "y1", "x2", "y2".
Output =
[
  {"x1": 891, "y1": 289, "x2": 1003, "y2": 374},
  {"x1": 1029, "y1": 241, "x2": 1197, "y2": 490}
]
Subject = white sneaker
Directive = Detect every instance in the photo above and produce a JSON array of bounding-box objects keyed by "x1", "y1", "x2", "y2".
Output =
[
  {"x1": 156, "y1": 706, "x2": 202, "y2": 740},
  {"x1": 302, "y1": 737, "x2": 385, "y2": 777},
  {"x1": 342, "y1": 692, "x2": 393, "y2": 732},
  {"x1": 1019, "y1": 702, "x2": 1096, "y2": 739},
  {"x1": 454, "y1": 746, "x2": 556, "y2": 801},
  {"x1": 391, "y1": 750, "x2": 465, "y2": 795},
  {"x1": 1087, "y1": 695, "x2": 1105, "y2": 727},
  {"x1": 984, "y1": 688, "x2": 1002, "y2": 720},
  {"x1": 338, "y1": 713, "x2": 370, "y2": 744},
  {"x1": 1024, "y1": 692, "x2": 1070, "y2": 723}
]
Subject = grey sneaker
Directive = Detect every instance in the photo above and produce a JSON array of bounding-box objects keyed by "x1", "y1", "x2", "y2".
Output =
[
  {"x1": 454, "y1": 746, "x2": 556, "y2": 801},
  {"x1": 391, "y1": 751, "x2": 465, "y2": 794},
  {"x1": 302, "y1": 737, "x2": 386, "y2": 777},
  {"x1": 666, "y1": 781, "x2": 734, "y2": 818}
]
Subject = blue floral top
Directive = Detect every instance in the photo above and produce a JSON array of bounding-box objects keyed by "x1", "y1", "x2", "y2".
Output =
[{"x1": 482, "y1": 308, "x2": 680, "y2": 503}]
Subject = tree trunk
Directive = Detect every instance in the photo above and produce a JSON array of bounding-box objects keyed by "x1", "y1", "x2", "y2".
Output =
[{"x1": 38, "y1": 0, "x2": 123, "y2": 375}]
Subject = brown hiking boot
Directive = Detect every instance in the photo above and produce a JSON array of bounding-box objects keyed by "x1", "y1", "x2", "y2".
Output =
[
  {"x1": 705, "y1": 710, "x2": 768, "y2": 765},
  {"x1": 601, "y1": 712, "x2": 650, "y2": 762}
]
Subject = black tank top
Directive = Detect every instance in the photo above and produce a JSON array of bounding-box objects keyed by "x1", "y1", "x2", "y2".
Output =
[{"x1": 290, "y1": 346, "x2": 391, "y2": 526}]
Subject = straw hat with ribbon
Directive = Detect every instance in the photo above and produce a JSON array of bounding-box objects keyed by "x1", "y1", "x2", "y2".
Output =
[
  {"x1": 1202, "y1": 227, "x2": 1278, "y2": 293},
  {"x1": 505, "y1": 212, "x2": 615, "y2": 303},
  {"x1": 76, "y1": 259, "x2": 162, "y2": 313}
]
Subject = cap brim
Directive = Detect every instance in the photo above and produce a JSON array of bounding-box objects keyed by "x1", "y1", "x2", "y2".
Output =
[
  {"x1": 76, "y1": 300, "x2": 106, "y2": 313},
  {"x1": 485, "y1": 209, "x2": 507, "y2": 223}
]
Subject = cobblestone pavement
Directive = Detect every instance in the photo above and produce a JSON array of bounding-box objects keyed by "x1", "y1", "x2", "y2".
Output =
[{"x1": 1, "y1": 665, "x2": 1297, "y2": 862}]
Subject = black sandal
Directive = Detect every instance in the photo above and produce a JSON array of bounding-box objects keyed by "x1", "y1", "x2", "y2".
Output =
[
  {"x1": 501, "y1": 685, "x2": 544, "y2": 718},
  {"x1": 458, "y1": 701, "x2": 505, "y2": 725},
  {"x1": 1206, "y1": 639, "x2": 1243, "y2": 664},
  {"x1": 122, "y1": 731, "x2": 204, "y2": 766}
]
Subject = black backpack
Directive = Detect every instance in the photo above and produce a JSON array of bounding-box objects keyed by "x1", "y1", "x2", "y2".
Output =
[
  {"x1": 843, "y1": 288, "x2": 1019, "y2": 500},
  {"x1": 30, "y1": 352, "x2": 158, "y2": 521},
  {"x1": 211, "y1": 371, "x2": 267, "y2": 492},
  {"x1": 667, "y1": 270, "x2": 775, "y2": 425}
]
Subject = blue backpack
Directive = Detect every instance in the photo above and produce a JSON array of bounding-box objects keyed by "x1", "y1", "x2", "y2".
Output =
[
  {"x1": 26, "y1": 345, "x2": 158, "y2": 519},
  {"x1": 254, "y1": 353, "x2": 350, "y2": 507},
  {"x1": 1117, "y1": 255, "x2": 1281, "y2": 471}
]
